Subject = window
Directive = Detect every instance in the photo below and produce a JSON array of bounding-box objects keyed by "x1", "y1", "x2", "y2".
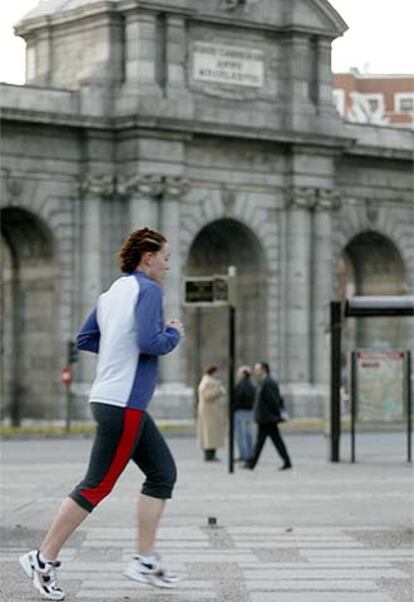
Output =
[
  {"x1": 362, "y1": 93, "x2": 384, "y2": 114},
  {"x1": 368, "y1": 98, "x2": 379, "y2": 112},
  {"x1": 395, "y1": 93, "x2": 414, "y2": 113}
]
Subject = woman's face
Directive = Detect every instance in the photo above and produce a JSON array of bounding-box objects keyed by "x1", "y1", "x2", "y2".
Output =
[{"x1": 148, "y1": 243, "x2": 170, "y2": 284}]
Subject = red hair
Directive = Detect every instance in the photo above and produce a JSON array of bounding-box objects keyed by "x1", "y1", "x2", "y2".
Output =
[{"x1": 118, "y1": 227, "x2": 167, "y2": 273}]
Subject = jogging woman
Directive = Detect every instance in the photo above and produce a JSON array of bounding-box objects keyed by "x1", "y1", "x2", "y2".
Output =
[{"x1": 19, "y1": 227, "x2": 184, "y2": 600}]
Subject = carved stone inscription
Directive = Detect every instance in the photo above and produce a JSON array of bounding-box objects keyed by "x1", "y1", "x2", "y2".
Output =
[{"x1": 193, "y1": 42, "x2": 264, "y2": 88}]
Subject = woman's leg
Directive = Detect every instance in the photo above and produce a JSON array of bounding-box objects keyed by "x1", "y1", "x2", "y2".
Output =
[
  {"x1": 40, "y1": 499, "x2": 88, "y2": 560},
  {"x1": 41, "y1": 404, "x2": 144, "y2": 559},
  {"x1": 136, "y1": 495, "x2": 166, "y2": 557},
  {"x1": 204, "y1": 449, "x2": 216, "y2": 461},
  {"x1": 130, "y1": 413, "x2": 177, "y2": 556}
]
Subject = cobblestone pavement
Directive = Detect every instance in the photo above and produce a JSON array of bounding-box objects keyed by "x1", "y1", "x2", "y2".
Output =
[{"x1": 1, "y1": 431, "x2": 413, "y2": 601}]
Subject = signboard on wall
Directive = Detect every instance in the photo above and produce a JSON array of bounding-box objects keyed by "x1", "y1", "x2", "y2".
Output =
[
  {"x1": 193, "y1": 42, "x2": 264, "y2": 88},
  {"x1": 355, "y1": 350, "x2": 407, "y2": 421}
]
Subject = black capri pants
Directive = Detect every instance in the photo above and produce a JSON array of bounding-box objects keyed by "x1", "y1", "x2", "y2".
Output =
[{"x1": 70, "y1": 403, "x2": 177, "y2": 513}]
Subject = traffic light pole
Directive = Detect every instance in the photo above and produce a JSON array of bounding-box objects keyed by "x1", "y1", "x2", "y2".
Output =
[
  {"x1": 227, "y1": 266, "x2": 237, "y2": 475},
  {"x1": 228, "y1": 304, "x2": 236, "y2": 474},
  {"x1": 407, "y1": 351, "x2": 412, "y2": 463},
  {"x1": 330, "y1": 301, "x2": 342, "y2": 462},
  {"x1": 64, "y1": 340, "x2": 78, "y2": 432},
  {"x1": 65, "y1": 382, "x2": 72, "y2": 433}
]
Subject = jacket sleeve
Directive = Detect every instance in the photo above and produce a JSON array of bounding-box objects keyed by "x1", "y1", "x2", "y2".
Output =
[
  {"x1": 76, "y1": 308, "x2": 100, "y2": 353},
  {"x1": 135, "y1": 283, "x2": 181, "y2": 355},
  {"x1": 276, "y1": 384, "x2": 285, "y2": 409},
  {"x1": 263, "y1": 380, "x2": 282, "y2": 416}
]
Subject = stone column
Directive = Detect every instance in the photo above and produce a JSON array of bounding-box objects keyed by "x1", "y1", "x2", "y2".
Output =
[
  {"x1": 166, "y1": 16, "x2": 186, "y2": 90},
  {"x1": 158, "y1": 176, "x2": 189, "y2": 384},
  {"x1": 78, "y1": 174, "x2": 112, "y2": 382},
  {"x1": 317, "y1": 39, "x2": 334, "y2": 109},
  {"x1": 311, "y1": 190, "x2": 341, "y2": 386},
  {"x1": 283, "y1": 34, "x2": 315, "y2": 130},
  {"x1": 123, "y1": 174, "x2": 162, "y2": 231},
  {"x1": 36, "y1": 25, "x2": 52, "y2": 86},
  {"x1": 317, "y1": 38, "x2": 343, "y2": 132},
  {"x1": 285, "y1": 187, "x2": 314, "y2": 387},
  {"x1": 125, "y1": 11, "x2": 157, "y2": 88}
]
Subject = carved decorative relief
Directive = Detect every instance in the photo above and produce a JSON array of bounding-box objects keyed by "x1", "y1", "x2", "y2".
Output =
[
  {"x1": 164, "y1": 176, "x2": 191, "y2": 198},
  {"x1": 120, "y1": 174, "x2": 164, "y2": 199},
  {"x1": 79, "y1": 174, "x2": 190, "y2": 200},
  {"x1": 79, "y1": 174, "x2": 114, "y2": 199},
  {"x1": 285, "y1": 187, "x2": 317, "y2": 209},
  {"x1": 219, "y1": 0, "x2": 261, "y2": 12},
  {"x1": 315, "y1": 189, "x2": 342, "y2": 212},
  {"x1": 286, "y1": 187, "x2": 341, "y2": 211}
]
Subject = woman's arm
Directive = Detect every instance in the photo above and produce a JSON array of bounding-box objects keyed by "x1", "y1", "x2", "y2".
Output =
[
  {"x1": 76, "y1": 308, "x2": 100, "y2": 353},
  {"x1": 136, "y1": 284, "x2": 181, "y2": 355}
]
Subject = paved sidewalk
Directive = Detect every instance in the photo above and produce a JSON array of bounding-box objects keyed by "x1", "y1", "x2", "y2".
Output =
[{"x1": 1, "y1": 431, "x2": 413, "y2": 602}]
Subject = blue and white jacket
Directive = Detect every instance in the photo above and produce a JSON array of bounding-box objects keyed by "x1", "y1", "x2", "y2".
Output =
[{"x1": 76, "y1": 271, "x2": 180, "y2": 411}]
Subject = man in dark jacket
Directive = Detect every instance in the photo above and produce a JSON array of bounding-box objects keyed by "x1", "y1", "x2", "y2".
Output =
[
  {"x1": 247, "y1": 361, "x2": 292, "y2": 470},
  {"x1": 233, "y1": 365, "x2": 256, "y2": 462}
]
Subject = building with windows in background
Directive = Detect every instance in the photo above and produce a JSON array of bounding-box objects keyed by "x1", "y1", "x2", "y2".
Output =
[{"x1": 333, "y1": 70, "x2": 414, "y2": 128}]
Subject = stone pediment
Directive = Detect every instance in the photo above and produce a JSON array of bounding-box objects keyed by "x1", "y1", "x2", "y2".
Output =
[
  {"x1": 194, "y1": 0, "x2": 347, "y2": 37},
  {"x1": 18, "y1": 0, "x2": 347, "y2": 39}
]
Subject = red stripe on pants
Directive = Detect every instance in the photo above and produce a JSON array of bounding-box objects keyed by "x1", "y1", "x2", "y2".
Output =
[{"x1": 80, "y1": 408, "x2": 143, "y2": 506}]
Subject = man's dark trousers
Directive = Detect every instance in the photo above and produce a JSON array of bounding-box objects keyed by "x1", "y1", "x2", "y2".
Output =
[{"x1": 249, "y1": 422, "x2": 291, "y2": 468}]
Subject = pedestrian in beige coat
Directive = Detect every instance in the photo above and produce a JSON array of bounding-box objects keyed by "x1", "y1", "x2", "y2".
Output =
[{"x1": 196, "y1": 365, "x2": 226, "y2": 461}]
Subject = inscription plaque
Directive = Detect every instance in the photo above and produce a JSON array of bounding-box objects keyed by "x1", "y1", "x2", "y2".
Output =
[{"x1": 193, "y1": 42, "x2": 264, "y2": 88}]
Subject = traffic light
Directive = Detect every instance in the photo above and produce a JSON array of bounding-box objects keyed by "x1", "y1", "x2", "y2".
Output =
[{"x1": 67, "y1": 340, "x2": 78, "y2": 364}]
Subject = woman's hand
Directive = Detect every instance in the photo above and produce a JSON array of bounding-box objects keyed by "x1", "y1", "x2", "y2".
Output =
[{"x1": 166, "y1": 319, "x2": 185, "y2": 337}]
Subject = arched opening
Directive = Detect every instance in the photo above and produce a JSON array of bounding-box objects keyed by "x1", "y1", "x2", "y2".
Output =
[
  {"x1": 336, "y1": 231, "x2": 409, "y2": 389},
  {"x1": 184, "y1": 218, "x2": 267, "y2": 394},
  {"x1": 1, "y1": 207, "x2": 59, "y2": 424}
]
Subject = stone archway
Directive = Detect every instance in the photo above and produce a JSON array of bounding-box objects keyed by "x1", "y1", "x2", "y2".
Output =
[
  {"x1": 184, "y1": 218, "x2": 267, "y2": 394},
  {"x1": 336, "y1": 230, "x2": 408, "y2": 358},
  {"x1": 1, "y1": 207, "x2": 59, "y2": 424}
]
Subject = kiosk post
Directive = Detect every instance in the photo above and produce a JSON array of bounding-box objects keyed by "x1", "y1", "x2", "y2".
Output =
[{"x1": 330, "y1": 301, "x2": 342, "y2": 462}]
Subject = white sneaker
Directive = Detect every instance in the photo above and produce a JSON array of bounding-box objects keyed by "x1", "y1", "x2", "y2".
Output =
[
  {"x1": 19, "y1": 549, "x2": 65, "y2": 600},
  {"x1": 123, "y1": 553, "x2": 180, "y2": 589}
]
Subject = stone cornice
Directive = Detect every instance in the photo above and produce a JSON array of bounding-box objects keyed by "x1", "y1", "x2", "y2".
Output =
[
  {"x1": 119, "y1": 174, "x2": 164, "y2": 198},
  {"x1": 79, "y1": 174, "x2": 114, "y2": 199},
  {"x1": 316, "y1": 188, "x2": 342, "y2": 211},
  {"x1": 0, "y1": 102, "x2": 361, "y2": 155},
  {"x1": 286, "y1": 186, "x2": 317, "y2": 209},
  {"x1": 15, "y1": 0, "x2": 344, "y2": 38},
  {"x1": 15, "y1": 2, "x2": 120, "y2": 37},
  {"x1": 2, "y1": 104, "x2": 412, "y2": 161},
  {"x1": 341, "y1": 195, "x2": 414, "y2": 209},
  {"x1": 79, "y1": 173, "x2": 190, "y2": 199},
  {"x1": 163, "y1": 176, "x2": 191, "y2": 198},
  {"x1": 121, "y1": 174, "x2": 190, "y2": 198},
  {"x1": 286, "y1": 187, "x2": 341, "y2": 211}
]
